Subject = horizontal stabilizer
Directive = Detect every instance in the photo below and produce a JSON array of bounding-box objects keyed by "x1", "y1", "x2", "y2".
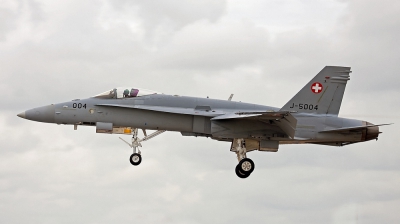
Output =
[{"x1": 319, "y1": 123, "x2": 393, "y2": 133}]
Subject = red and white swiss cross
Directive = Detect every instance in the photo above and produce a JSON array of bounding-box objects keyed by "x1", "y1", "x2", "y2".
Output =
[{"x1": 311, "y1": 82, "x2": 323, "y2": 94}]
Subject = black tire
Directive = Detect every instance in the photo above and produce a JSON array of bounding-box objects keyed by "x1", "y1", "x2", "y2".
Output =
[
  {"x1": 238, "y1": 158, "x2": 255, "y2": 175},
  {"x1": 130, "y1": 153, "x2": 142, "y2": 166},
  {"x1": 235, "y1": 165, "x2": 250, "y2": 178}
]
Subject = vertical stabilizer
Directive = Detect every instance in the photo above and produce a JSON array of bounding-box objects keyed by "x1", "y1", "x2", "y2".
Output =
[{"x1": 280, "y1": 66, "x2": 351, "y2": 115}]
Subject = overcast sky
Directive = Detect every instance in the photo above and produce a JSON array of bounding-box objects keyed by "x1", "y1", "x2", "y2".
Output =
[{"x1": 1, "y1": 0, "x2": 400, "y2": 223}]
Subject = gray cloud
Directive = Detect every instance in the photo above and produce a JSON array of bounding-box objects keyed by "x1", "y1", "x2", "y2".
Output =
[
  {"x1": 151, "y1": 20, "x2": 270, "y2": 71},
  {"x1": 0, "y1": 8, "x2": 17, "y2": 41}
]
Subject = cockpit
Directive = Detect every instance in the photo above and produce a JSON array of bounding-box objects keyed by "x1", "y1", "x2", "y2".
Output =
[{"x1": 93, "y1": 87, "x2": 162, "y2": 99}]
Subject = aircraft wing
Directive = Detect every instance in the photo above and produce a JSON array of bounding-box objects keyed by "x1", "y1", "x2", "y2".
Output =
[
  {"x1": 95, "y1": 104, "x2": 225, "y2": 117},
  {"x1": 212, "y1": 111, "x2": 298, "y2": 139},
  {"x1": 319, "y1": 123, "x2": 392, "y2": 133},
  {"x1": 97, "y1": 103, "x2": 298, "y2": 139}
]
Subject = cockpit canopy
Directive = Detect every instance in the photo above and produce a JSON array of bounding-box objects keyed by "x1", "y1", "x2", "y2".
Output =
[{"x1": 93, "y1": 87, "x2": 161, "y2": 99}]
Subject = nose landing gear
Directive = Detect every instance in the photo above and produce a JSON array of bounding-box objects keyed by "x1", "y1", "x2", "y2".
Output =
[{"x1": 119, "y1": 128, "x2": 166, "y2": 166}]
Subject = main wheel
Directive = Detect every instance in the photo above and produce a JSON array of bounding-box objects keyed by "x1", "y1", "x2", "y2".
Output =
[
  {"x1": 130, "y1": 153, "x2": 142, "y2": 166},
  {"x1": 238, "y1": 158, "x2": 255, "y2": 175},
  {"x1": 235, "y1": 165, "x2": 250, "y2": 178}
]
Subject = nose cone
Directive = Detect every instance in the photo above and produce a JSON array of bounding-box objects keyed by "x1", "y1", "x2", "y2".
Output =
[
  {"x1": 18, "y1": 105, "x2": 55, "y2": 123},
  {"x1": 17, "y1": 112, "x2": 26, "y2": 118}
]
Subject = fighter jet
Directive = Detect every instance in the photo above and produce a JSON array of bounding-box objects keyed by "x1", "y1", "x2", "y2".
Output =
[{"x1": 17, "y1": 66, "x2": 391, "y2": 178}]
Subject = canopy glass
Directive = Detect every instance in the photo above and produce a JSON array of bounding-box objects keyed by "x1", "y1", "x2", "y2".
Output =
[{"x1": 94, "y1": 87, "x2": 161, "y2": 99}]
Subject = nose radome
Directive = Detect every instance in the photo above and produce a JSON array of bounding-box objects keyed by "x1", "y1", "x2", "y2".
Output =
[
  {"x1": 24, "y1": 104, "x2": 55, "y2": 123},
  {"x1": 17, "y1": 112, "x2": 26, "y2": 119}
]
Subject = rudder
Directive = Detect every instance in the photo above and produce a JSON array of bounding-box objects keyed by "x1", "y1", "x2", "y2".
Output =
[{"x1": 280, "y1": 66, "x2": 351, "y2": 115}]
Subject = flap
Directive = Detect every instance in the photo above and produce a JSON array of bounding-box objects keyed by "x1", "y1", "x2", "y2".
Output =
[
  {"x1": 212, "y1": 111, "x2": 298, "y2": 139},
  {"x1": 273, "y1": 113, "x2": 297, "y2": 139}
]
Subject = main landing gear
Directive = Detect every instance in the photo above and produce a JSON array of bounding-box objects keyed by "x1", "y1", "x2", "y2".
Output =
[
  {"x1": 119, "y1": 128, "x2": 166, "y2": 166},
  {"x1": 233, "y1": 138, "x2": 255, "y2": 179}
]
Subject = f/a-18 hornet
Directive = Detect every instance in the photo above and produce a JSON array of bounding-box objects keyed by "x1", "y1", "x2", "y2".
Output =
[{"x1": 18, "y1": 66, "x2": 391, "y2": 178}]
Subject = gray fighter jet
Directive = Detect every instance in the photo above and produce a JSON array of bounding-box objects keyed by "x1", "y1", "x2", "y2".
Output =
[{"x1": 17, "y1": 66, "x2": 391, "y2": 178}]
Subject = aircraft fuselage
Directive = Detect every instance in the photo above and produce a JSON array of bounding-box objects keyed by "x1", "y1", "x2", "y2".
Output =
[{"x1": 20, "y1": 94, "x2": 377, "y2": 145}]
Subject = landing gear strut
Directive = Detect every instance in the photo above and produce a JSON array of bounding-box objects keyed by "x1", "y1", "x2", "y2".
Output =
[
  {"x1": 232, "y1": 138, "x2": 255, "y2": 178},
  {"x1": 119, "y1": 128, "x2": 166, "y2": 166}
]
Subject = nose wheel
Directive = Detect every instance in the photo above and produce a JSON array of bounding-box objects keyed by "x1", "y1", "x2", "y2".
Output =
[{"x1": 130, "y1": 153, "x2": 142, "y2": 166}]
